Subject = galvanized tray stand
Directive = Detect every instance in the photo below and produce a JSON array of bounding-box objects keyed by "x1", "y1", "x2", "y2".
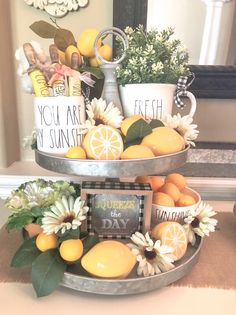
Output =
[
  {"x1": 35, "y1": 146, "x2": 202, "y2": 295},
  {"x1": 35, "y1": 145, "x2": 189, "y2": 177},
  {"x1": 61, "y1": 237, "x2": 202, "y2": 295}
]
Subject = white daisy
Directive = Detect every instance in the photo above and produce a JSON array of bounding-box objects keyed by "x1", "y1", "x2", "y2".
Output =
[
  {"x1": 183, "y1": 202, "x2": 217, "y2": 245},
  {"x1": 42, "y1": 195, "x2": 89, "y2": 235},
  {"x1": 83, "y1": 98, "x2": 123, "y2": 130},
  {"x1": 163, "y1": 113, "x2": 199, "y2": 147},
  {"x1": 127, "y1": 231, "x2": 176, "y2": 277}
]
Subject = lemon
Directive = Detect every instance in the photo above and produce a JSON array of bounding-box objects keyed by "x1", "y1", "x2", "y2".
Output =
[
  {"x1": 81, "y1": 240, "x2": 136, "y2": 278},
  {"x1": 120, "y1": 115, "x2": 144, "y2": 136},
  {"x1": 77, "y1": 28, "x2": 102, "y2": 57},
  {"x1": 141, "y1": 127, "x2": 185, "y2": 156},
  {"x1": 89, "y1": 44, "x2": 112, "y2": 67},
  {"x1": 83, "y1": 125, "x2": 123, "y2": 160},
  {"x1": 65, "y1": 45, "x2": 81, "y2": 67},
  {"x1": 58, "y1": 49, "x2": 66, "y2": 65},
  {"x1": 65, "y1": 146, "x2": 86, "y2": 159},
  {"x1": 151, "y1": 222, "x2": 187, "y2": 260},
  {"x1": 59, "y1": 239, "x2": 83, "y2": 262},
  {"x1": 120, "y1": 144, "x2": 154, "y2": 159},
  {"x1": 36, "y1": 233, "x2": 58, "y2": 252}
]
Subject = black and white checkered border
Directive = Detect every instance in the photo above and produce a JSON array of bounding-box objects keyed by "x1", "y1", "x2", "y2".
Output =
[
  {"x1": 86, "y1": 194, "x2": 144, "y2": 239},
  {"x1": 82, "y1": 181, "x2": 151, "y2": 191}
]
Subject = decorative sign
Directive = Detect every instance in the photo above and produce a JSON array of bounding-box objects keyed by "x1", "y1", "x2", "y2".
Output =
[
  {"x1": 81, "y1": 181, "x2": 153, "y2": 239},
  {"x1": 34, "y1": 96, "x2": 85, "y2": 155},
  {"x1": 24, "y1": 0, "x2": 89, "y2": 18}
]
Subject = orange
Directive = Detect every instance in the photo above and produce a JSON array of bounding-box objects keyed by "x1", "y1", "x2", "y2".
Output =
[
  {"x1": 36, "y1": 233, "x2": 58, "y2": 252},
  {"x1": 120, "y1": 145, "x2": 154, "y2": 159},
  {"x1": 77, "y1": 28, "x2": 102, "y2": 57},
  {"x1": 141, "y1": 127, "x2": 184, "y2": 156},
  {"x1": 165, "y1": 173, "x2": 186, "y2": 191},
  {"x1": 159, "y1": 183, "x2": 181, "y2": 202},
  {"x1": 149, "y1": 176, "x2": 164, "y2": 192},
  {"x1": 89, "y1": 44, "x2": 112, "y2": 67},
  {"x1": 59, "y1": 239, "x2": 83, "y2": 262},
  {"x1": 65, "y1": 146, "x2": 86, "y2": 159},
  {"x1": 120, "y1": 115, "x2": 144, "y2": 136},
  {"x1": 83, "y1": 125, "x2": 123, "y2": 160},
  {"x1": 176, "y1": 194, "x2": 196, "y2": 207},
  {"x1": 65, "y1": 45, "x2": 81, "y2": 67},
  {"x1": 152, "y1": 192, "x2": 175, "y2": 207},
  {"x1": 152, "y1": 222, "x2": 188, "y2": 260},
  {"x1": 25, "y1": 223, "x2": 43, "y2": 238},
  {"x1": 135, "y1": 175, "x2": 164, "y2": 191}
]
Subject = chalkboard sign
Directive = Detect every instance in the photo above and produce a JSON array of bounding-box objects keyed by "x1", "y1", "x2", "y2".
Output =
[{"x1": 81, "y1": 181, "x2": 153, "y2": 239}]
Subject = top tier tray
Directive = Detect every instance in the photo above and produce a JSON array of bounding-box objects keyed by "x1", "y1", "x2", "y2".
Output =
[{"x1": 35, "y1": 146, "x2": 189, "y2": 177}]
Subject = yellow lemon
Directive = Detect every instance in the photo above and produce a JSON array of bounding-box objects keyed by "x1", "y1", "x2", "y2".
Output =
[
  {"x1": 77, "y1": 28, "x2": 102, "y2": 57},
  {"x1": 83, "y1": 125, "x2": 123, "y2": 160},
  {"x1": 151, "y1": 221, "x2": 188, "y2": 260},
  {"x1": 59, "y1": 239, "x2": 83, "y2": 262},
  {"x1": 36, "y1": 233, "x2": 58, "y2": 252},
  {"x1": 120, "y1": 115, "x2": 144, "y2": 136},
  {"x1": 58, "y1": 49, "x2": 66, "y2": 65},
  {"x1": 120, "y1": 144, "x2": 155, "y2": 159},
  {"x1": 89, "y1": 44, "x2": 112, "y2": 67},
  {"x1": 65, "y1": 45, "x2": 81, "y2": 67},
  {"x1": 65, "y1": 146, "x2": 86, "y2": 159},
  {"x1": 141, "y1": 127, "x2": 185, "y2": 156},
  {"x1": 81, "y1": 240, "x2": 136, "y2": 278}
]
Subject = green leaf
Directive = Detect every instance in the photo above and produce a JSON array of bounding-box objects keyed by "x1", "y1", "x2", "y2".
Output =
[
  {"x1": 125, "y1": 119, "x2": 152, "y2": 143},
  {"x1": 80, "y1": 66, "x2": 104, "y2": 79},
  {"x1": 31, "y1": 206, "x2": 44, "y2": 218},
  {"x1": 32, "y1": 250, "x2": 66, "y2": 297},
  {"x1": 11, "y1": 236, "x2": 40, "y2": 268},
  {"x1": 29, "y1": 21, "x2": 57, "y2": 38},
  {"x1": 57, "y1": 228, "x2": 81, "y2": 243},
  {"x1": 54, "y1": 28, "x2": 76, "y2": 52},
  {"x1": 124, "y1": 138, "x2": 142, "y2": 150},
  {"x1": 6, "y1": 212, "x2": 33, "y2": 232},
  {"x1": 149, "y1": 119, "x2": 165, "y2": 129},
  {"x1": 82, "y1": 235, "x2": 99, "y2": 255}
]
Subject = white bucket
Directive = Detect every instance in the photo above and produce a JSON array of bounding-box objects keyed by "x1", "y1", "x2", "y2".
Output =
[{"x1": 34, "y1": 96, "x2": 86, "y2": 155}]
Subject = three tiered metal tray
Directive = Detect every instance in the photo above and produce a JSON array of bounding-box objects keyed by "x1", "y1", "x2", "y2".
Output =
[{"x1": 35, "y1": 145, "x2": 203, "y2": 295}]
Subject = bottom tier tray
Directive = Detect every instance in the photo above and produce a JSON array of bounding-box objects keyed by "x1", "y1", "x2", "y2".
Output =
[{"x1": 61, "y1": 236, "x2": 202, "y2": 295}]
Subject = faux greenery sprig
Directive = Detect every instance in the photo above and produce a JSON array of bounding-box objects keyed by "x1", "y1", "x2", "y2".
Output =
[{"x1": 116, "y1": 25, "x2": 190, "y2": 85}]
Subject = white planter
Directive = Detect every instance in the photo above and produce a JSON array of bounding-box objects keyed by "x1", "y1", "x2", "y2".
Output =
[
  {"x1": 119, "y1": 83, "x2": 196, "y2": 120},
  {"x1": 34, "y1": 96, "x2": 86, "y2": 155}
]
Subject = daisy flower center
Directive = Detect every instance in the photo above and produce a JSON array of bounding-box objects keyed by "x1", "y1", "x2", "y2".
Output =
[
  {"x1": 144, "y1": 248, "x2": 157, "y2": 260},
  {"x1": 95, "y1": 117, "x2": 106, "y2": 126},
  {"x1": 191, "y1": 217, "x2": 200, "y2": 228},
  {"x1": 62, "y1": 214, "x2": 75, "y2": 224}
]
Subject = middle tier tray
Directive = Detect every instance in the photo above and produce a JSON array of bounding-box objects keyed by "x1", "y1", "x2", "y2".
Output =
[{"x1": 35, "y1": 145, "x2": 189, "y2": 177}]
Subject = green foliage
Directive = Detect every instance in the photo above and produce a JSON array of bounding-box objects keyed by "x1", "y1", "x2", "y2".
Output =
[
  {"x1": 116, "y1": 25, "x2": 189, "y2": 85},
  {"x1": 6, "y1": 212, "x2": 33, "y2": 232},
  {"x1": 32, "y1": 249, "x2": 66, "y2": 297},
  {"x1": 149, "y1": 119, "x2": 165, "y2": 129},
  {"x1": 11, "y1": 236, "x2": 41, "y2": 268},
  {"x1": 124, "y1": 119, "x2": 152, "y2": 149}
]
